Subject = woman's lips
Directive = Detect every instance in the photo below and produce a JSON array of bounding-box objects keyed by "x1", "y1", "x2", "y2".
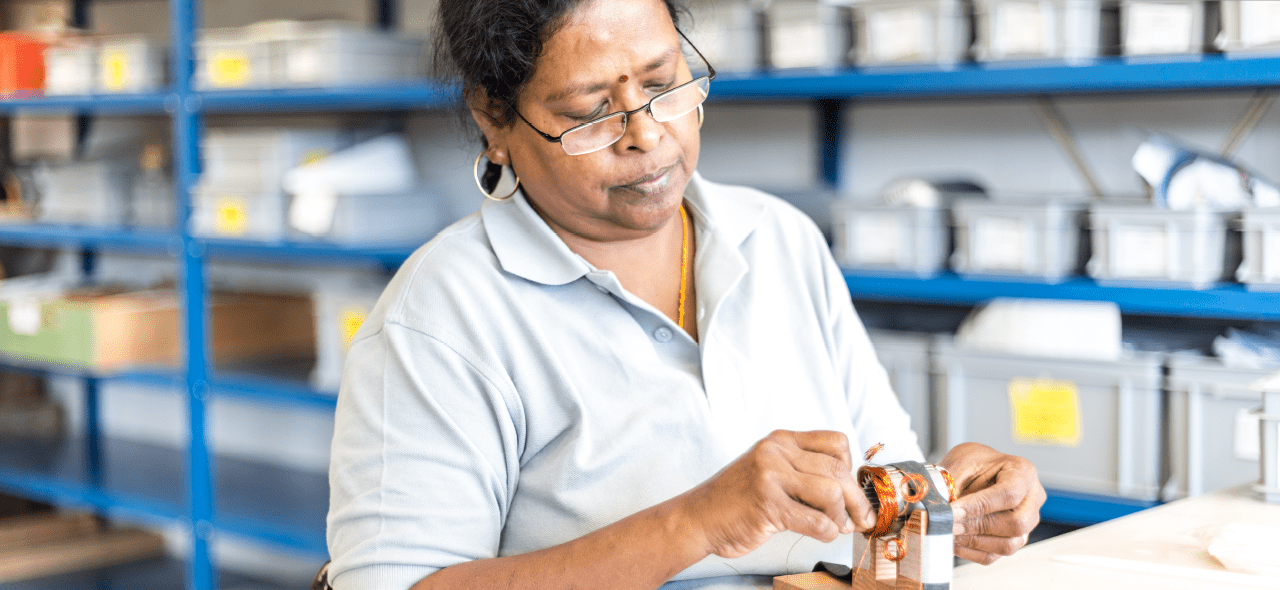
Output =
[{"x1": 617, "y1": 164, "x2": 676, "y2": 195}]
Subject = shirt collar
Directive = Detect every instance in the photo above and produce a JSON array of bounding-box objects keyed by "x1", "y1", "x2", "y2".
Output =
[{"x1": 481, "y1": 172, "x2": 765, "y2": 286}]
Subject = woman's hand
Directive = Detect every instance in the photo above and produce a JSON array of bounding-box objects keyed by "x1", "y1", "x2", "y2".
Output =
[
  {"x1": 677, "y1": 430, "x2": 876, "y2": 559},
  {"x1": 939, "y1": 442, "x2": 1046, "y2": 565}
]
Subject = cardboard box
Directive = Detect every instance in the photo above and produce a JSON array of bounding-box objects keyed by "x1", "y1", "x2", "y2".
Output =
[{"x1": 0, "y1": 289, "x2": 315, "y2": 372}]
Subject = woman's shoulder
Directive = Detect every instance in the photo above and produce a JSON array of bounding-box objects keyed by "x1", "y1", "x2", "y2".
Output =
[{"x1": 377, "y1": 213, "x2": 507, "y2": 325}]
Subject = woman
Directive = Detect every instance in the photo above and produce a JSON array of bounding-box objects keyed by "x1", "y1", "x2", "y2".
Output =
[{"x1": 326, "y1": 0, "x2": 1046, "y2": 588}]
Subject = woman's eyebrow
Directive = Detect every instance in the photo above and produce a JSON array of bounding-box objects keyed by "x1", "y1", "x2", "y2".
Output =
[{"x1": 543, "y1": 47, "x2": 681, "y2": 104}]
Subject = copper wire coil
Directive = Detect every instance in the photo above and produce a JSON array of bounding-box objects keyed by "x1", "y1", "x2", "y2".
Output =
[{"x1": 858, "y1": 463, "x2": 957, "y2": 538}]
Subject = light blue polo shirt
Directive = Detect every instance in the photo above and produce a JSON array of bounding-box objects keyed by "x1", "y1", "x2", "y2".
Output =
[{"x1": 326, "y1": 173, "x2": 923, "y2": 590}]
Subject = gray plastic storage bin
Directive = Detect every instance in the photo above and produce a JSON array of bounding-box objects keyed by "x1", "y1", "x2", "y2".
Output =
[
  {"x1": 272, "y1": 24, "x2": 425, "y2": 88},
  {"x1": 34, "y1": 160, "x2": 135, "y2": 226},
  {"x1": 933, "y1": 340, "x2": 1164, "y2": 500},
  {"x1": 44, "y1": 43, "x2": 97, "y2": 96},
  {"x1": 202, "y1": 128, "x2": 348, "y2": 193},
  {"x1": 287, "y1": 190, "x2": 443, "y2": 245},
  {"x1": 950, "y1": 198, "x2": 1087, "y2": 282},
  {"x1": 1237, "y1": 208, "x2": 1280, "y2": 291},
  {"x1": 832, "y1": 203, "x2": 949, "y2": 277},
  {"x1": 868, "y1": 330, "x2": 937, "y2": 458},
  {"x1": 1216, "y1": 1, "x2": 1280, "y2": 56},
  {"x1": 311, "y1": 279, "x2": 387, "y2": 393},
  {"x1": 973, "y1": 0, "x2": 1120, "y2": 62},
  {"x1": 1164, "y1": 355, "x2": 1275, "y2": 500},
  {"x1": 1121, "y1": 0, "x2": 1215, "y2": 56},
  {"x1": 686, "y1": 0, "x2": 763, "y2": 73},
  {"x1": 191, "y1": 187, "x2": 287, "y2": 241},
  {"x1": 195, "y1": 27, "x2": 273, "y2": 89},
  {"x1": 98, "y1": 36, "x2": 166, "y2": 94},
  {"x1": 765, "y1": 0, "x2": 853, "y2": 69},
  {"x1": 852, "y1": 0, "x2": 972, "y2": 66},
  {"x1": 1087, "y1": 203, "x2": 1239, "y2": 290}
]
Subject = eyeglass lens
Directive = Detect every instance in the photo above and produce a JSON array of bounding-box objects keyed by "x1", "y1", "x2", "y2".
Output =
[{"x1": 559, "y1": 77, "x2": 710, "y2": 156}]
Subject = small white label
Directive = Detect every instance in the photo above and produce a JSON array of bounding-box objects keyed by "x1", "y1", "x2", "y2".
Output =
[
  {"x1": 973, "y1": 217, "x2": 1027, "y2": 271},
  {"x1": 1127, "y1": 2, "x2": 1196, "y2": 54},
  {"x1": 919, "y1": 533, "x2": 953, "y2": 584},
  {"x1": 1114, "y1": 226, "x2": 1169, "y2": 278},
  {"x1": 289, "y1": 187, "x2": 339, "y2": 236},
  {"x1": 995, "y1": 1, "x2": 1048, "y2": 57},
  {"x1": 870, "y1": 7, "x2": 928, "y2": 63},
  {"x1": 7, "y1": 298, "x2": 41, "y2": 336},
  {"x1": 852, "y1": 214, "x2": 902, "y2": 265},
  {"x1": 1236, "y1": 407, "x2": 1261, "y2": 461},
  {"x1": 1241, "y1": 3, "x2": 1280, "y2": 48}
]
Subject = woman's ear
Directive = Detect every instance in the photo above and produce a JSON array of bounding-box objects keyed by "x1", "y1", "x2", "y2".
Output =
[{"x1": 467, "y1": 89, "x2": 512, "y2": 166}]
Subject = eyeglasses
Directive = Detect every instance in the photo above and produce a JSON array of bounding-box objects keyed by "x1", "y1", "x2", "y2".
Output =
[{"x1": 514, "y1": 29, "x2": 716, "y2": 156}]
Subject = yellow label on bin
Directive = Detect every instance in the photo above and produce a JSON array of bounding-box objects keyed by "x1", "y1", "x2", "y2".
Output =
[
  {"x1": 340, "y1": 307, "x2": 367, "y2": 350},
  {"x1": 104, "y1": 51, "x2": 128, "y2": 91},
  {"x1": 211, "y1": 52, "x2": 251, "y2": 87},
  {"x1": 1008, "y1": 378, "x2": 1081, "y2": 446},
  {"x1": 214, "y1": 196, "x2": 249, "y2": 236}
]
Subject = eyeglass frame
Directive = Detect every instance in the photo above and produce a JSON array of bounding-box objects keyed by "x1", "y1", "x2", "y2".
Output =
[{"x1": 511, "y1": 28, "x2": 716, "y2": 155}]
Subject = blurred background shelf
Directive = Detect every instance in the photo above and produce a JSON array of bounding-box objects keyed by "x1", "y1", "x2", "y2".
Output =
[
  {"x1": 844, "y1": 272, "x2": 1280, "y2": 321},
  {"x1": 0, "y1": 436, "x2": 327, "y2": 557},
  {"x1": 713, "y1": 56, "x2": 1280, "y2": 101},
  {"x1": 0, "y1": 92, "x2": 171, "y2": 113},
  {"x1": 0, "y1": 557, "x2": 303, "y2": 590},
  {"x1": 0, "y1": 224, "x2": 177, "y2": 252},
  {"x1": 197, "y1": 237, "x2": 416, "y2": 268}
]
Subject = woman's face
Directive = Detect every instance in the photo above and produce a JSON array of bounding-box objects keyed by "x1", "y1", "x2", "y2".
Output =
[{"x1": 476, "y1": 0, "x2": 701, "y2": 243}]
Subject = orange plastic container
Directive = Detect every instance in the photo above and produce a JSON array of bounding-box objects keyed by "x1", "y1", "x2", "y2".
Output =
[{"x1": 0, "y1": 33, "x2": 47, "y2": 96}]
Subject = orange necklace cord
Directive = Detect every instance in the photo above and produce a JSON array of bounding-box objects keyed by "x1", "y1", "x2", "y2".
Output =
[{"x1": 677, "y1": 204, "x2": 689, "y2": 330}]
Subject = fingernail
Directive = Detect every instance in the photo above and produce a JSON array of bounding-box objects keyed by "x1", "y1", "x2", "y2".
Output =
[
  {"x1": 953, "y1": 522, "x2": 966, "y2": 536},
  {"x1": 952, "y1": 507, "x2": 966, "y2": 522}
]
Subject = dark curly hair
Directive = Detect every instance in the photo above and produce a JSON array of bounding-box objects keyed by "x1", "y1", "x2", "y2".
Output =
[{"x1": 433, "y1": 0, "x2": 686, "y2": 128}]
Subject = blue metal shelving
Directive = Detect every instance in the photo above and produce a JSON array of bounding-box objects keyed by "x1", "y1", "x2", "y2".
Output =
[
  {"x1": 844, "y1": 271, "x2": 1280, "y2": 321},
  {"x1": 3, "y1": 5, "x2": 1280, "y2": 588},
  {"x1": 0, "y1": 92, "x2": 170, "y2": 113},
  {"x1": 713, "y1": 55, "x2": 1280, "y2": 100},
  {"x1": 0, "y1": 224, "x2": 177, "y2": 251}
]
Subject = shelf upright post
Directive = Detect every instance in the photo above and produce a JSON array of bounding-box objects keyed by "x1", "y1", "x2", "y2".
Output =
[
  {"x1": 817, "y1": 98, "x2": 843, "y2": 189},
  {"x1": 375, "y1": 0, "x2": 397, "y2": 30},
  {"x1": 171, "y1": 0, "x2": 216, "y2": 589},
  {"x1": 80, "y1": 249, "x2": 103, "y2": 491}
]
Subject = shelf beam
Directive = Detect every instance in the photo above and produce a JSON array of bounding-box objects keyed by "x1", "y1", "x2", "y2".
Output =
[
  {"x1": 711, "y1": 56, "x2": 1280, "y2": 101},
  {"x1": 844, "y1": 272, "x2": 1280, "y2": 321}
]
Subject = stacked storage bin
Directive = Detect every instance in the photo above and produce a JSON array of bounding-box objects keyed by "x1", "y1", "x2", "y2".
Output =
[
  {"x1": 934, "y1": 337, "x2": 1165, "y2": 501},
  {"x1": 1088, "y1": 202, "x2": 1240, "y2": 289},
  {"x1": 850, "y1": 0, "x2": 972, "y2": 67},
  {"x1": 868, "y1": 330, "x2": 937, "y2": 457},
  {"x1": 1164, "y1": 355, "x2": 1277, "y2": 500},
  {"x1": 1217, "y1": 1, "x2": 1280, "y2": 57},
  {"x1": 191, "y1": 128, "x2": 349, "y2": 240},
  {"x1": 1237, "y1": 208, "x2": 1280, "y2": 290},
  {"x1": 1120, "y1": 0, "x2": 1218, "y2": 56},
  {"x1": 686, "y1": 0, "x2": 764, "y2": 73},
  {"x1": 950, "y1": 198, "x2": 1089, "y2": 282},
  {"x1": 310, "y1": 278, "x2": 387, "y2": 393},
  {"x1": 833, "y1": 202, "x2": 950, "y2": 277},
  {"x1": 33, "y1": 159, "x2": 135, "y2": 227},
  {"x1": 45, "y1": 36, "x2": 166, "y2": 95},
  {"x1": 972, "y1": 0, "x2": 1121, "y2": 63},
  {"x1": 196, "y1": 21, "x2": 425, "y2": 90},
  {"x1": 764, "y1": 0, "x2": 854, "y2": 69}
]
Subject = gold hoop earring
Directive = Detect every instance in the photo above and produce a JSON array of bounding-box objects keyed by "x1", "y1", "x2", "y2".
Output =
[
  {"x1": 697, "y1": 104, "x2": 704, "y2": 127},
  {"x1": 474, "y1": 151, "x2": 520, "y2": 201}
]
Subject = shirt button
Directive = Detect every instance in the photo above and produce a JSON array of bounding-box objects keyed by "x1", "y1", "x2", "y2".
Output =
[
  {"x1": 654, "y1": 327, "x2": 673, "y2": 342},
  {"x1": 697, "y1": 306, "x2": 705, "y2": 320}
]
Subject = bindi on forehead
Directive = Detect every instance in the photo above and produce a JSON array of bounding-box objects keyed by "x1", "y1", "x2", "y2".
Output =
[{"x1": 619, "y1": 75, "x2": 628, "y2": 83}]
